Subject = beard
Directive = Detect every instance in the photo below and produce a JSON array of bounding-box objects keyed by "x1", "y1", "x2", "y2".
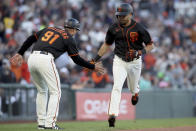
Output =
[{"x1": 119, "y1": 20, "x2": 128, "y2": 26}]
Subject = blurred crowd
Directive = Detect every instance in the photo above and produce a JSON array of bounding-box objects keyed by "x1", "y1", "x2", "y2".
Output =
[{"x1": 0, "y1": 0, "x2": 196, "y2": 89}]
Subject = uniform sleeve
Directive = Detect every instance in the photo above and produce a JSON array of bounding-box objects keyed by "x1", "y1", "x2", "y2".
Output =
[
  {"x1": 139, "y1": 24, "x2": 153, "y2": 45},
  {"x1": 66, "y1": 37, "x2": 79, "y2": 56},
  {"x1": 71, "y1": 55, "x2": 95, "y2": 69},
  {"x1": 17, "y1": 35, "x2": 37, "y2": 56},
  {"x1": 105, "y1": 25, "x2": 115, "y2": 45},
  {"x1": 34, "y1": 28, "x2": 44, "y2": 40},
  {"x1": 18, "y1": 29, "x2": 45, "y2": 55}
]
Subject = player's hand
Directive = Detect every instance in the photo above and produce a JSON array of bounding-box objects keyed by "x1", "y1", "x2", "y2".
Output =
[
  {"x1": 94, "y1": 61, "x2": 105, "y2": 75},
  {"x1": 144, "y1": 44, "x2": 154, "y2": 53},
  {"x1": 9, "y1": 53, "x2": 23, "y2": 66}
]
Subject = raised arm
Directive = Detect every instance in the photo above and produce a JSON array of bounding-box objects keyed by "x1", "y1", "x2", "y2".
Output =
[{"x1": 94, "y1": 42, "x2": 111, "y2": 62}]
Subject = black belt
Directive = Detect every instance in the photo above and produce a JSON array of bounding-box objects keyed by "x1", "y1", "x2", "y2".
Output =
[
  {"x1": 32, "y1": 50, "x2": 49, "y2": 55},
  {"x1": 40, "y1": 51, "x2": 48, "y2": 55},
  {"x1": 117, "y1": 55, "x2": 140, "y2": 62},
  {"x1": 32, "y1": 51, "x2": 54, "y2": 58}
]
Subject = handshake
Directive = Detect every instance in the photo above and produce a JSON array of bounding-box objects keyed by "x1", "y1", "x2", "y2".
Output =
[{"x1": 84, "y1": 59, "x2": 105, "y2": 75}]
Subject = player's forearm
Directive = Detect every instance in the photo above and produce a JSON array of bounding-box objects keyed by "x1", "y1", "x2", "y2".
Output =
[
  {"x1": 94, "y1": 42, "x2": 110, "y2": 61},
  {"x1": 144, "y1": 43, "x2": 154, "y2": 53},
  {"x1": 138, "y1": 43, "x2": 154, "y2": 55},
  {"x1": 98, "y1": 42, "x2": 110, "y2": 56}
]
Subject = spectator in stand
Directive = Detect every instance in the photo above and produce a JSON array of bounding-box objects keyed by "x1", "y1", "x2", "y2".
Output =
[
  {"x1": 0, "y1": 59, "x2": 16, "y2": 83},
  {"x1": 191, "y1": 24, "x2": 196, "y2": 45},
  {"x1": 91, "y1": 69, "x2": 111, "y2": 88},
  {"x1": 139, "y1": 72, "x2": 152, "y2": 90},
  {"x1": 144, "y1": 53, "x2": 156, "y2": 72},
  {"x1": 20, "y1": 52, "x2": 31, "y2": 84},
  {"x1": 0, "y1": 0, "x2": 195, "y2": 89},
  {"x1": 59, "y1": 67, "x2": 70, "y2": 84}
]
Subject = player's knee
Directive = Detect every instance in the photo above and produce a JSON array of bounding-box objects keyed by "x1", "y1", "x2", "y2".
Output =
[
  {"x1": 112, "y1": 86, "x2": 122, "y2": 93},
  {"x1": 49, "y1": 90, "x2": 61, "y2": 96},
  {"x1": 38, "y1": 90, "x2": 47, "y2": 94}
]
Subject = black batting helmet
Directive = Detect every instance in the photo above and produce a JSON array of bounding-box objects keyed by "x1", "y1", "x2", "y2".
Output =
[
  {"x1": 64, "y1": 18, "x2": 80, "y2": 31},
  {"x1": 115, "y1": 3, "x2": 133, "y2": 16}
]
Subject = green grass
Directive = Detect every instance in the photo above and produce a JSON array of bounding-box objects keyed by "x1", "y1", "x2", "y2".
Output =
[{"x1": 0, "y1": 118, "x2": 196, "y2": 131}]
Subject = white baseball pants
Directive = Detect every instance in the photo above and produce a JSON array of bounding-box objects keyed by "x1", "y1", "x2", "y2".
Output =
[
  {"x1": 108, "y1": 55, "x2": 142, "y2": 116},
  {"x1": 28, "y1": 51, "x2": 61, "y2": 127}
]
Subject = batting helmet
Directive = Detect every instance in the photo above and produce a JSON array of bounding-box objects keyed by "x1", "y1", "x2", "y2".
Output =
[
  {"x1": 64, "y1": 18, "x2": 80, "y2": 31},
  {"x1": 115, "y1": 3, "x2": 133, "y2": 16}
]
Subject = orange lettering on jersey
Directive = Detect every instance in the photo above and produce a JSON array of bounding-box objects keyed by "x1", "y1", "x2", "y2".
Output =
[
  {"x1": 49, "y1": 34, "x2": 60, "y2": 44},
  {"x1": 47, "y1": 27, "x2": 69, "y2": 39},
  {"x1": 42, "y1": 31, "x2": 54, "y2": 42},
  {"x1": 41, "y1": 31, "x2": 60, "y2": 44},
  {"x1": 130, "y1": 32, "x2": 138, "y2": 43},
  {"x1": 62, "y1": 33, "x2": 68, "y2": 39}
]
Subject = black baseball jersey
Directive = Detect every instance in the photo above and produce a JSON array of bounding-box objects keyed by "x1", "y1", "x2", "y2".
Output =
[
  {"x1": 32, "y1": 27, "x2": 78, "y2": 59},
  {"x1": 18, "y1": 27, "x2": 95, "y2": 69},
  {"x1": 105, "y1": 19, "x2": 152, "y2": 62}
]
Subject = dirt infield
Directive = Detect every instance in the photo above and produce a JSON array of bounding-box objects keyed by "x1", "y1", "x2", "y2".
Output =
[{"x1": 120, "y1": 126, "x2": 196, "y2": 131}]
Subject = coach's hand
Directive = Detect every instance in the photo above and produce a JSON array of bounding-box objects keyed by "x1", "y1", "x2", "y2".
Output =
[
  {"x1": 94, "y1": 61, "x2": 105, "y2": 75},
  {"x1": 9, "y1": 53, "x2": 23, "y2": 66}
]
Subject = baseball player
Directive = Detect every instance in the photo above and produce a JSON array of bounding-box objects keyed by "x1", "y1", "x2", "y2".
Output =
[
  {"x1": 93, "y1": 3, "x2": 154, "y2": 127},
  {"x1": 10, "y1": 18, "x2": 104, "y2": 130}
]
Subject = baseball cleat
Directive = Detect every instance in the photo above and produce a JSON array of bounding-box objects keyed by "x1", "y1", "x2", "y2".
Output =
[
  {"x1": 38, "y1": 125, "x2": 45, "y2": 130},
  {"x1": 45, "y1": 125, "x2": 64, "y2": 130},
  {"x1": 131, "y1": 93, "x2": 139, "y2": 105},
  {"x1": 108, "y1": 115, "x2": 116, "y2": 127}
]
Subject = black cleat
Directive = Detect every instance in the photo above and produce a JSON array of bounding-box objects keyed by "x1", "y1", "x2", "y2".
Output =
[
  {"x1": 131, "y1": 93, "x2": 139, "y2": 105},
  {"x1": 45, "y1": 125, "x2": 64, "y2": 130},
  {"x1": 108, "y1": 115, "x2": 116, "y2": 127},
  {"x1": 38, "y1": 125, "x2": 45, "y2": 130}
]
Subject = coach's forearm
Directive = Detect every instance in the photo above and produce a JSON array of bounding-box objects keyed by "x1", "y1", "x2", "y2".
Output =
[
  {"x1": 71, "y1": 55, "x2": 95, "y2": 69},
  {"x1": 18, "y1": 34, "x2": 37, "y2": 56}
]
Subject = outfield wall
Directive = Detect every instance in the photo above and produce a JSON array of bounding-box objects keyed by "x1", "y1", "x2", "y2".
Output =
[
  {"x1": 0, "y1": 84, "x2": 196, "y2": 121},
  {"x1": 0, "y1": 84, "x2": 75, "y2": 121},
  {"x1": 136, "y1": 89, "x2": 196, "y2": 119}
]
